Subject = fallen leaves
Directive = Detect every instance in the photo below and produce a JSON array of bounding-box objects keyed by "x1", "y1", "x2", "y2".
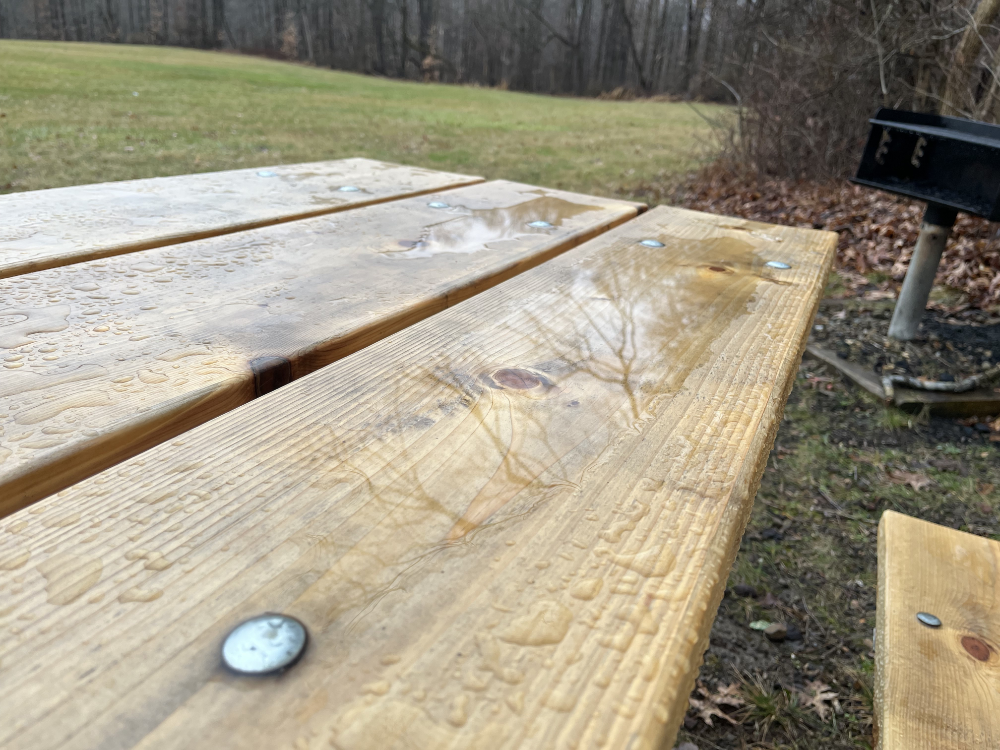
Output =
[
  {"x1": 798, "y1": 680, "x2": 840, "y2": 722},
  {"x1": 888, "y1": 469, "x2": 933, "y2": 491},
  {"x1": 689, "y1": 681, "x2": 744, "y2": 726}
]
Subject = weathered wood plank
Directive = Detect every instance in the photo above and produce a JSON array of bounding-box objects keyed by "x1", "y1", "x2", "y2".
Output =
[
  {"x1": 0, "y1": 207, "x2": 834, "y2": 750},
  {"x1": 0, "y1": 181, "x2": 639, "y2": 514},
  {"x1": 876, "y1": 511, "x2": 1000, "y2": 750},
  {"x1": 0, "y1": 159, "x2": 482, "y2": 279}
]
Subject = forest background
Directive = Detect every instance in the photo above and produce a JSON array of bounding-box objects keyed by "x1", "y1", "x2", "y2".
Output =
[{"x1": 6, "y1": 0, "x2": 1000, "y2": 181}]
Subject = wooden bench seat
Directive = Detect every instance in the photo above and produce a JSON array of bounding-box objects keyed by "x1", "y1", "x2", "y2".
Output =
[
  {"x1": 0, "y1": 180, "x2": 639, "y2": 515},
  {"x1": 0, "y1": 159, "x2": 482, "y2": 279},
  {"x1": 0, "y1": 206, "x2": 834, "y2": 750},
  {"x1": 876, "y1": 510, "x2": 1000, "y2": 749}
]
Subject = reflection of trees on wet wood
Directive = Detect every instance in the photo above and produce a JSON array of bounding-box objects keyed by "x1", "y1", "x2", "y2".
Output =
[
  {"x1": 0, "y1": 180, "x2": 639, "y2": 514},
  {"x1": 0, "y1": 205, "x2": 835, "y2": 750},
  {"x1": 0, "y1": 158, "x2": 482, "y2": 279},
  {"x1": 876, "y1": 511, "x2": 1000, "y2": 750}
]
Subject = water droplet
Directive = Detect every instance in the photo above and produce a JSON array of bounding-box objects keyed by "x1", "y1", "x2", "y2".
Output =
[
  {"x1": 41, "y1": 512, "x2": 81, "y2": 528},
  {"x1": 527, "y1": 220, "x2": 553, "y2": 229},
  {"x1": 499, "y1": 601, "x2": 573, "y2": 646},
  {"x1": 0, "y1": 548, "x2": 29, "y2": 570},
  {"x1": 118, "y1": 586, "x2": 163, "y2": 603},
  {"x1": 362, "y1": 680, "x2": 391, "y2": 696},
  {"x1": 428, "y1": 201, "x2": 450, "y2": 209},
  {"x1": 257, "y1": 170, "x2": 276, "y2": 178},
  {"x1": 505, "y1": 691, "x2": 525, "y2": 715},
  {"x1": 640, "y1": 239, "x2": 665, "y2": 248},
  {"x1": 765, "y1": 261, "x2": 791, "y2": 269},
  {"x1": 37, "y1": 554, "x2": 103, "y2": 604},
  {"x1": 338, "y1": 186, "x2": 360, "y2": 192},
  {"x1": 570, "y1": 578, "x2": 603, "y2": 600},
  {"x1": 447, "y1": 695, "x2": 469, "y2": 727},
  {"x1": 222, "y1": 613, "x2": 307, "y2": 675}
]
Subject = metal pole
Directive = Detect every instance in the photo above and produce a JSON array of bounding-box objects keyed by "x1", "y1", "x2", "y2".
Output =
[{"x1": 887, "y1": 202, "x2": 958, "y2": 341}]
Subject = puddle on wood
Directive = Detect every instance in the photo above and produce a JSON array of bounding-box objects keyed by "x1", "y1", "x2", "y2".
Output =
[
  {"x1": 381, "y1": 196, "x2": 604, "y2": 259},
  {"x1": 279, "y1": 228, "x2": 791, "y2": 647}
]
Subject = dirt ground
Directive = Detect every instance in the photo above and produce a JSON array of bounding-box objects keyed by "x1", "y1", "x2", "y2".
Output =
[{"x1": 672, "y1": 303, "x2": 1000, "y2": 750}]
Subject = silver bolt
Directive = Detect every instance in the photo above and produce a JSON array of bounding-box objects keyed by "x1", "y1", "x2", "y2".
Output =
[
  {"x1": 222, "y1": 614, "x2": 308, "y2": 675},
  {"x1": 765, "y1": 261, "x2": 791, "y2": 269},
  {"x1": 428, "y1": 201, "x2": 450, "y2": 209},
  {"x1": 527, "y1": 220, "x2": 553, "y2": 229},
  {"x1": 640, "y1": 239, "x2": 665, "y2": 248},
  {"x1": 338, "y1": 186, "x2": 361, "y2": 192},
  {"x1": 256, "y1": 170, "x2": 277, "y2": 178},
  {"x1": 916, "y1": 612, "x2": 942, "y2": 628}
]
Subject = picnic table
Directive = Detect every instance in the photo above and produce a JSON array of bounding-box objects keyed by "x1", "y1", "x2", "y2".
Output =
[{"x1": 0, "y1": 161, "x2": 835, "y2": 749}]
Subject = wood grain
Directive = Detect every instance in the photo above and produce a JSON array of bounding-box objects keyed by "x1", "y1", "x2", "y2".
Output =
[
  {"x1": 876, "y1": 511, "x2": 1000, "y2": 749},
  {"x1": 0, "y1": 206, "x2": 835, "y2": 750},
  {"x1": 0, "y1": 158, "x2": 482, "y2": 279},
  {"x1": 0, "y1": 180, "x2": 639, "y2": 515}
]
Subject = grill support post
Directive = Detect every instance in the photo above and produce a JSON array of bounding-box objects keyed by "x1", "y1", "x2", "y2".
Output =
[{"x1": 888, "y1": 202, "x2": 958, "y2": 341}]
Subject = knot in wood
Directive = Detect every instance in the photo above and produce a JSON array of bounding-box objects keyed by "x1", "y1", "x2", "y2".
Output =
[
  {"x1": 961, "y1": 635, "x2": 991, "y2": 662},
  {"x1": 494, "y1": 368, "x2": 541, "y2": 390}
]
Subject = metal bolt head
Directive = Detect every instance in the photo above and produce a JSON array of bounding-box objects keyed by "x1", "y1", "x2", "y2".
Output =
[
  {"x1": 256, "y1": 170, "x2": 277, "y2": 178},
  {"x1": 916, "y1": 612, "x2": 942, "y2": 628},
  {"x1": 640, "y1": 239, "x2": 665, "y2": 248},
  {"x1": 427, "y1": 201, "x2": 450, "y2": 209},
  {"x1": 338, "y1": 186, "x2": 361, "y2": 192},
  {"x1": 765, "y1": 260, "x2": 791, "y2": 269},
  {"x1": 527, "y1": 220, "x2": 553, "y2": 229},
  {"x1": 222, "y1": 614, "x2": 308, "y2": 675}
]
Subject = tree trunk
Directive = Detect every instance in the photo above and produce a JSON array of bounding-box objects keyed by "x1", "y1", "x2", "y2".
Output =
[
  {"x1": 417, "y1": 0, "x2": 432, "y2": 56},
  {"x1": 942, "y1": 0, "x2": 1000, "y2": 117}
]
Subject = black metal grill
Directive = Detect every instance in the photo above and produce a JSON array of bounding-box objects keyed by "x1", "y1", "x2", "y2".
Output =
[{"x1": 853, "y1": 108, "x2": 1000, "y2": 221}]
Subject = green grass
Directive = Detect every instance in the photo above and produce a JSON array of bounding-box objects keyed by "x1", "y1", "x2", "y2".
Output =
[{"x1": 0, "y1": 40, "x2": 722, "y2": 197}]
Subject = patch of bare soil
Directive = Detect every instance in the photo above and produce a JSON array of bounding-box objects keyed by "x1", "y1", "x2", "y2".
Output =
[{"x1": 813, "y1": 299, "x2": 1000, "y2": 382}]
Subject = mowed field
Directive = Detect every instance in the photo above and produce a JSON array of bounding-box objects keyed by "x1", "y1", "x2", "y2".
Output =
[{"x1": 0, "y1": 40, "x2": 721, "y2": 196}]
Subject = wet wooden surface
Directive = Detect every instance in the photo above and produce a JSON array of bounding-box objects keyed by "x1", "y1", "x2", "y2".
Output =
[
  {"x1": 0, "y1": 207, "x2": 835, "y2": 750},
  {"x1": 876, "y1": 511, "x2": 1000, "y2": 750},
  {"x1": 0, "y1": 181, "x2": 639, "y2": 515},
  {"x1": 0, "y1": 182, "x2": 636, "y2": 513},
  {"x1": 0, "y1": 159, "x2": 482, "y2": 279}
]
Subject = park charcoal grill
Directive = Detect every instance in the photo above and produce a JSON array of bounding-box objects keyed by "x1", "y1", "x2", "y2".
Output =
[
  {"x1": 853, "y1": 108, "x2": 1000, "y2": 340},
  {"x1": 854, "y1": 108, "x2": 1000, "y2": 220}
]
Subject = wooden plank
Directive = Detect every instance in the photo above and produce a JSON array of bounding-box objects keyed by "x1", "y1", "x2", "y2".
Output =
[
  {"x1": 0, "y1": 159, "x2": 482, "y2": 279},
  {"x1": 806, "y1": 344, "x2": 1000, "y2": 416},
  {"x1": 876, "y1": 511, "x2": 1000, "y2": 750},
  {"x1": 0, "y1": 207, "x2": 835, "y2": 750},
  {"x1": 0, "y1": 181, "x2": 640, "y2": 514},
  {"x1": 891, "y1": 386, "x2": 1000, "y2": 418},
  {"x1": 805, "y1": 343, "x2": 886, "y2": 399}
]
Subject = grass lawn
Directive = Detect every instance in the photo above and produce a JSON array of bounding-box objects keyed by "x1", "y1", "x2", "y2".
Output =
[{"x1": 0, "y1": 40, "x2": 721, "y2": 197}]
